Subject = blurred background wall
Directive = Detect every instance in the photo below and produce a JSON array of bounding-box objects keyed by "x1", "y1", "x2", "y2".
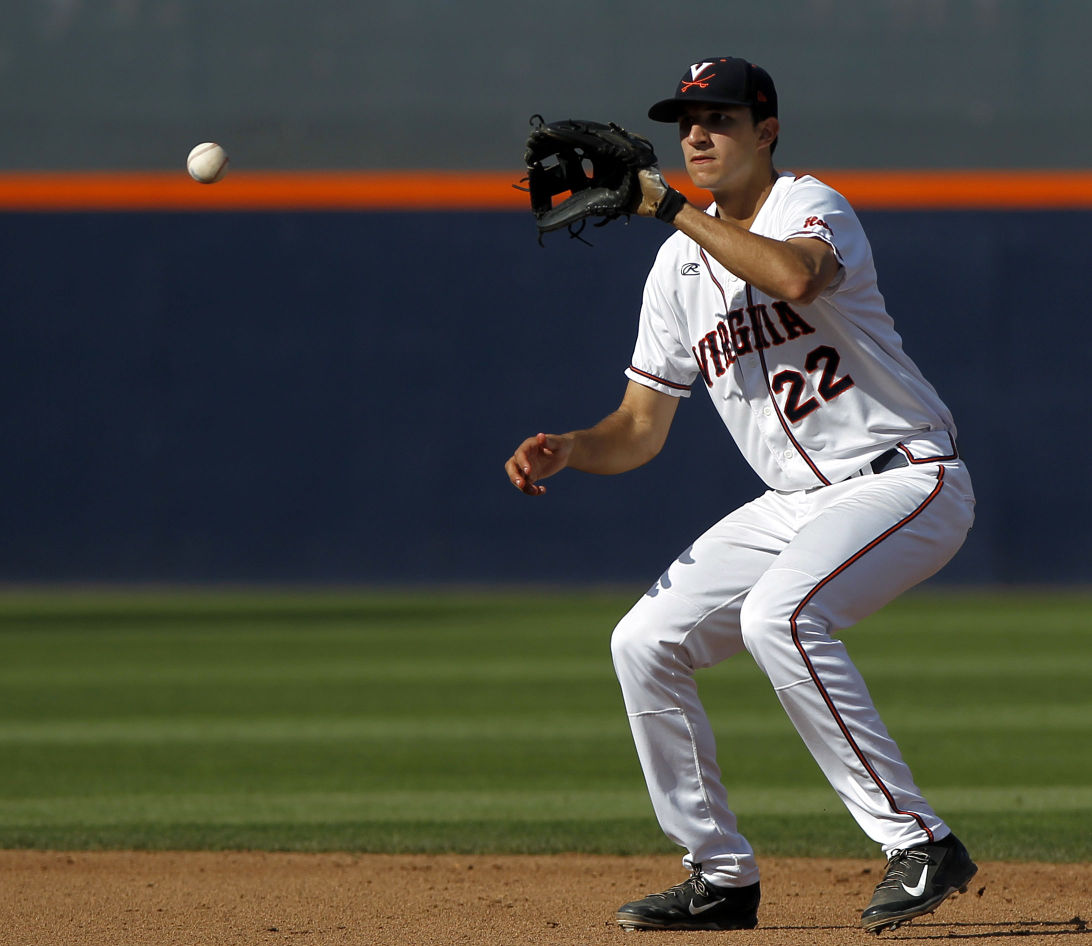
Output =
[
  {"x1": 1, "y1": 1, "x2": 1087, "y2": 586},
  {"x1": 5, "y1": 0, "x2": 1091, "y2": 172}
]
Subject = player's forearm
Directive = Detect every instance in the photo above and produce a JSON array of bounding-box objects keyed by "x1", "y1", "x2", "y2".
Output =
[
  {"x1": 566, "y1": 408, "x2": 667, "y2": 476},
  {"x1": 673, "y1": 204, "x2": 826, "y2": 303}
]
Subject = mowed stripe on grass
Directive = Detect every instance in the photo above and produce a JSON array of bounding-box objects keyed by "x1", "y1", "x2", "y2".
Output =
[{"x1": 0, "y1": 785, "x2": 1089, "y2": 826}]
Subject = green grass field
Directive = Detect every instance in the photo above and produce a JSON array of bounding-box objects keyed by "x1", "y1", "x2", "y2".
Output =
[{"x1": 0, "y1": 588, "x2": 1088, "y2": 861}]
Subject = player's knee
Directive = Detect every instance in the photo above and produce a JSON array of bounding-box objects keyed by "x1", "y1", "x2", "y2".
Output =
[
  {"x1": 739, "y1": 582, "x2": 842, "y2": 686},
  {"x1": 610, "y1": 609, "x2": 688, "y2": 682},
  {"x1": 738, "y1": 588, "x2": 793, "y2": 659},
  {"x1": 610, "y1": 613, "x2": 654, "y2": 674}
]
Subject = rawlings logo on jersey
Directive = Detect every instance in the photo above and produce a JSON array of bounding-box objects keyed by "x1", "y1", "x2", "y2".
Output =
[
  {"x1": 692, "y1": 301, "x2": 816, "y2": 387},
  {"x1": 680, "y1": 262, "x2": 701, "y2": 276}
]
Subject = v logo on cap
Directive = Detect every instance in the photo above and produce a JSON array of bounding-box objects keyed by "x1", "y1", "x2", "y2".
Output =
[{"x1": 682, "y1": 62, "x2": 716, "y2": 92}]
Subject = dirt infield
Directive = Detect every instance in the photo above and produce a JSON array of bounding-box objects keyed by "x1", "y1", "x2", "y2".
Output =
[{"x1": 2, "y1": 851, "x2": 1088, "y2": 945}]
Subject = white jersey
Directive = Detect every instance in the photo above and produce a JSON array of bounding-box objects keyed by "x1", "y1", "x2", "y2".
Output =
[{"x1": 626, "y1": 172, "x2": 957, "y2": 491}]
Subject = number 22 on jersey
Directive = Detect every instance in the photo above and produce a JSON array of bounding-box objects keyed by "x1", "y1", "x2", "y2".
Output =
[{"x1": 772, "y1": 344, "x2": 855, "y2": 424}]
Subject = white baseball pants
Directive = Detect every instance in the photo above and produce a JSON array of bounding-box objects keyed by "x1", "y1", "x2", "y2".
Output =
[{"x1": 610, "y1": 459, "x2": 975, "y2": 888}]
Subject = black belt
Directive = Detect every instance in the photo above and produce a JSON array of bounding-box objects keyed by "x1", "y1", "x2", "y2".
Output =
[{"x1": 870, "y1": 448, "x2": 910, "y2": 474}]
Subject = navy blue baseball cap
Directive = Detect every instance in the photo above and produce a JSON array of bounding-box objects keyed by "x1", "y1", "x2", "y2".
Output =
[{"x1": 648, "y1": 57, "x2": 778, "y2": 123}]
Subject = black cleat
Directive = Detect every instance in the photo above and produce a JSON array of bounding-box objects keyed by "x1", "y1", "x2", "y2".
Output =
[
  {"x1": 861, "y1": 833, "x2": 978, "y2": 934},
  {"x1": 616, "y1": 867, "x2": 760, "y2": 931}
]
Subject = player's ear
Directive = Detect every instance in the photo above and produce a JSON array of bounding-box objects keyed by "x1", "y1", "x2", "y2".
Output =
[{"x1": 757, "y1": 117, "x2": 780, "y2": 152}]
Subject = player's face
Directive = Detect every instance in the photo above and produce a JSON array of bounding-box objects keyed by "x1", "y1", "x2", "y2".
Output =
[{"x1": 677, "y1": 104, "x2": 775, "y2": 192}]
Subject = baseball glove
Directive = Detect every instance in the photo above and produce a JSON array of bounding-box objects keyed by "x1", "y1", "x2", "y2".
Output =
[{"x1": 521, "y1": 116, "x2": 660, "y2": 240}]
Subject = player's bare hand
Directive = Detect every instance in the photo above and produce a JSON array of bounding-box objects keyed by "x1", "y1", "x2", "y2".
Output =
[
  {"x1": 505, "y1": 432, "x2": 573, "y2": 496},
  {"x1": 635, "y1": 167, "x2": 687, "y2": 222}
]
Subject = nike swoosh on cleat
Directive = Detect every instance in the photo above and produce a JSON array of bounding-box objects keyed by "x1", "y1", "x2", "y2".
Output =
[
  {"x1": 688, "y1": 898, "x2": 727, "y2": 915},
  {"x1": 901, "y1": 865, "x2": 929, "y2": 897}
]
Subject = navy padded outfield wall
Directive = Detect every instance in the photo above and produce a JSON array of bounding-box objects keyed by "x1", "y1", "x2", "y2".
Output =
[{"x1": 0, "y1": 209, "x2": 1086, "y2": 585}]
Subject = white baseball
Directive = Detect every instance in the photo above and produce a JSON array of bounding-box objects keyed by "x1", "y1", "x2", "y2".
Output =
[{"x1": 187, "y1": 142, "x2": 229, "y2": 184}]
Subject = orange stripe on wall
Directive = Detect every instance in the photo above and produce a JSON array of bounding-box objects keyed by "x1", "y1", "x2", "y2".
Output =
[
  {"x1": 0, "y1": 171, "x2": 526, "y2": 211},
  {"x1": 0, "y1": 169, "x2": 1090, "y2": 211}
]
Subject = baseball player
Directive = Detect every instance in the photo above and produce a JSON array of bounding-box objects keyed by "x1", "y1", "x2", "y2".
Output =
[{"x1": 505, "y1": 57, "x2": 978, "y2": 933}]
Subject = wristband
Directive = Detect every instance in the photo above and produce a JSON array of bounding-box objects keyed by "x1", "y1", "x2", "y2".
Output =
[{"x1": 655, "y1": 187, "x2": 687, "y2": 223}]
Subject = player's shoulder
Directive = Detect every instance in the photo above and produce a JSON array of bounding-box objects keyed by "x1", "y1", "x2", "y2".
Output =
[
  {"x1": 769, "y1": 173, "x2": 866, "y2": 244},
  {"x1": 777, "y1": 172, "x2": 853, "y2": 210}
]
